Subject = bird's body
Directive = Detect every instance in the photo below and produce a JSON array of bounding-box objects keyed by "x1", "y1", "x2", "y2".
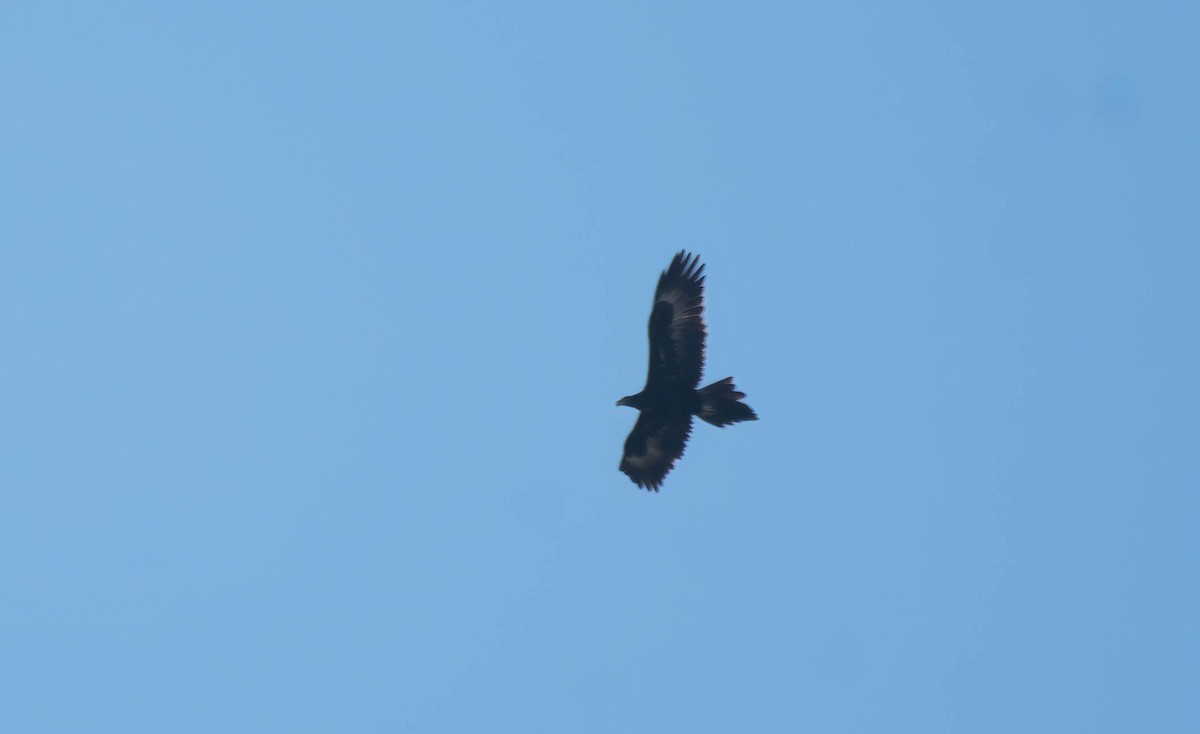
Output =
[
  {"x1": 616, "y1": 379, "x2": 700, "y2": 415},
  {"x1": 617, "y1": 252, "x2": 757, "y2": 491}
]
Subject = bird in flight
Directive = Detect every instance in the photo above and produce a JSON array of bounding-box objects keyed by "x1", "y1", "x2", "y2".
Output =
[{"x1": 617, "y1": 251, "x2": 757, "y2": 491}]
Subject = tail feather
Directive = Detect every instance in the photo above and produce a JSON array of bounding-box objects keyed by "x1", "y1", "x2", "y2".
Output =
[{"x1": 697, "y1": 377, "x2": 758, "y2": 427}]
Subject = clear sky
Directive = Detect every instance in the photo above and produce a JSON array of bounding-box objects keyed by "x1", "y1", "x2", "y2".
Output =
[{"x1": 2, "y1": 2, "x2": 1197, "y2": 732}]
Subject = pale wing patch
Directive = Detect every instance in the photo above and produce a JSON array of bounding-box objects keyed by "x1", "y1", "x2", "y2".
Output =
[{"x1": 624, "y1": 434, "x2": 665, "y2": 470}]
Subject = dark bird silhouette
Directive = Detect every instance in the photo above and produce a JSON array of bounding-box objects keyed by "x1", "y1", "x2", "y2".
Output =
[{"x1": 617, "y1": 251, "x2": 757, "y2": 491}]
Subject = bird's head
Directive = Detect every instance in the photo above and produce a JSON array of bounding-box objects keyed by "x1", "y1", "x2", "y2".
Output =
[{"x1": 616, "y1": 393, "x2": 642, "y2": 409}]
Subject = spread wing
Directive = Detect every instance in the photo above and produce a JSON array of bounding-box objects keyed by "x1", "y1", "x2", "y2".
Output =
[
  {"x1": 619, "y1": 410, "x2": 693, "y2": 492},
  {"x1": 645, "y1": 251, "x2": 707, "y2": 390}
]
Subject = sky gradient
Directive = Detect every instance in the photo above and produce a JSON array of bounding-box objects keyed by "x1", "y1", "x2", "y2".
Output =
[{"x1": 3, "y1": 2, "x2": 1198, "y2": 731}]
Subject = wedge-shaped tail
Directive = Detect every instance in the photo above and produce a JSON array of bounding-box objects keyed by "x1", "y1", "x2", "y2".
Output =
[{"x1": 697, "y1": 377, "x2": 758, "y2": 427}]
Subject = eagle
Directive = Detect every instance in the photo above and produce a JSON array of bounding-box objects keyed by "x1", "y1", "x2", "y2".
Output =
[{"x1": 617, "y1": 251, "x2": 758, "y2": 491}]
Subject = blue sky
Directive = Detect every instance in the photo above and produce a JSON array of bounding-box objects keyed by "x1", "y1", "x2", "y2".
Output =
[{"x1": 2, "y1": 2, "x2": 1198, "y2": 731}]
